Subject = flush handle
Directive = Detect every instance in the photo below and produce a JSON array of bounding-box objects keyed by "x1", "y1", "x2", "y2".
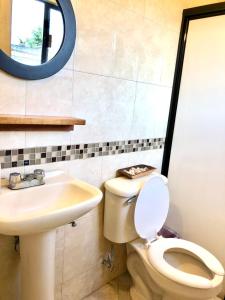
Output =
[{"x1": 126, "y1": 196, "x2": 137, "y2": 205}]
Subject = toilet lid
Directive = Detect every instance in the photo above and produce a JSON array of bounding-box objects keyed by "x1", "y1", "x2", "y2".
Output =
[{"x1": 134, "y1": 176, "x2": 169, "y2": 241}]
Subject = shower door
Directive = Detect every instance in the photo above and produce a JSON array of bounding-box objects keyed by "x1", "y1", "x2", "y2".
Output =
[{"x1": 162, "y1": 3, "x2": 225, "y2": 272}]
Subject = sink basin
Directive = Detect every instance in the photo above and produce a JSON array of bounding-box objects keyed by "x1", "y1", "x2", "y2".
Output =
[
  {"x1": 0, "y1": 171, "x2": 103, "y2": 300},
  {"x1": 0, "y1": 174, "x2": 102, "y2": 236}
]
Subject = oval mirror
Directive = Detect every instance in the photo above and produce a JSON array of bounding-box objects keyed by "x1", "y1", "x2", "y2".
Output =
[{"x1": 0, "y1": 0, "x2": 76, "y2": 80}]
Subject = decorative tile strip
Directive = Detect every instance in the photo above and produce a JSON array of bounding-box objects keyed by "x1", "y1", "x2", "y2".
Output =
[{"x1": 0, "y1": 138, "x2": 165, "y2": 169}]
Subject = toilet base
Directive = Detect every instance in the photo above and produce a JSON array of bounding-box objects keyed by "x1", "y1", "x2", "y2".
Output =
[
  {"x1": 130, "y1": 286, "x2": 161, "y2": 300},
  {"x1": 127, "y1": 252, "x2": 162, "y2": 300},
  {"x1": 127, "y1": 252, "x2": 223, "y2": 300}
]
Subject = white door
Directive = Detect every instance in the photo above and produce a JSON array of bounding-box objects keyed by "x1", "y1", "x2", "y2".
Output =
[{"x1": 166, "y1": 15, "x2": 225, "y2": 271}]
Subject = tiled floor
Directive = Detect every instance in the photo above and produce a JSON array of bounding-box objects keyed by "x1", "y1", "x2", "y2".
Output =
[{"x1": 83, "y1": 273, "x2": 131, "y2": 300}]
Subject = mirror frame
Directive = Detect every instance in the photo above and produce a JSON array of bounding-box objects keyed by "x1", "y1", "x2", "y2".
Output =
[{"x1": 0, "y1": 0, "x2": 76, "y2": 80}]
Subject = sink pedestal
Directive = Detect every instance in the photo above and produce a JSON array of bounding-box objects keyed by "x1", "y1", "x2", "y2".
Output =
[{"x1": 20, "y1": 230, "x2": 56, "y2": 300}]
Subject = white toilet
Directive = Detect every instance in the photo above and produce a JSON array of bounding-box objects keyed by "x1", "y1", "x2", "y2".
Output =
[{"x1": 104, "y1": 173, "x2": 225, "y2": 300}]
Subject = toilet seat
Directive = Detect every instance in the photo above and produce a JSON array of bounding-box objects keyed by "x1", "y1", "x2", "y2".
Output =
[{"x1": 148, "y1": 238, "x2": 224, "y2": 289}]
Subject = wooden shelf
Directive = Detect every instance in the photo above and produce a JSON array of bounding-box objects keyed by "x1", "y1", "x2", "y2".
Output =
[{"x1": 0, "y1": 115, "x2": 86, "y2": 131}]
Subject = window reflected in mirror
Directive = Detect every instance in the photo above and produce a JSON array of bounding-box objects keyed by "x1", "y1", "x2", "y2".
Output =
[{"x1": 0, "y1": 0, "x2": 64, "y2": 66}]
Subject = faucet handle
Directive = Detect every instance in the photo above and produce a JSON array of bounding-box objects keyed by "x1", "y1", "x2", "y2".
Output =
[
  {"x1": 9, "y1": 172, "x2": 22, "y2": 187},
  {"x1": 34, "y1": 169, "x2": 45, "y2": 181}
]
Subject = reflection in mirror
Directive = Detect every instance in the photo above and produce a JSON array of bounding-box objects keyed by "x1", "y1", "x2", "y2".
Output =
[{"x1": 0, "y1": 0, "x2": 64, "y2": 66}]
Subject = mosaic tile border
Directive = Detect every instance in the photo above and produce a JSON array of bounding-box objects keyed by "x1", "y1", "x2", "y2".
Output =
[{"x1": 0, "y1": 138, "x2": 165, "y2": 169}]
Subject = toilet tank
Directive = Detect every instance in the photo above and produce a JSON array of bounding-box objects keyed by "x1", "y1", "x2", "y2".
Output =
[{"x1": 104, "y1": 173, "x2": 167, "y2": 243}]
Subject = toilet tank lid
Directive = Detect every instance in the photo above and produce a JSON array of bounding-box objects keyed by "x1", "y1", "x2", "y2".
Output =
[{"x1": 104, "y1": 173, "x2": 167, "y2": 198}]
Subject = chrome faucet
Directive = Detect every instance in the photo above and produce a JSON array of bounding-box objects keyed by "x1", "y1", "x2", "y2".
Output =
[{"x1": 8, "y1": 169, "x2": 45, "y2": 190}]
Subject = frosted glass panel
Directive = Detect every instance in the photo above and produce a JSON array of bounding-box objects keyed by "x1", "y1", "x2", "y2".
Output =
[{"x1": 167, "y1": 15, "x2": 225, "y2": 270}]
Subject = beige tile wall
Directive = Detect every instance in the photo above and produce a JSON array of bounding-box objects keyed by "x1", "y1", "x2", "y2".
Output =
[
  {"x1": 0, "y1": 0, "x2": 189, "y2": 299},
  {"x1": 185, "y1": 0, "x2": 225, "y2": 8}
]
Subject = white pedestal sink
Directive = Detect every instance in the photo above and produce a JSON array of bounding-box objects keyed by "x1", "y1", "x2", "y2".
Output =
[{"x1": 0, "y1": 172, "x2": 103, "y2": 300}]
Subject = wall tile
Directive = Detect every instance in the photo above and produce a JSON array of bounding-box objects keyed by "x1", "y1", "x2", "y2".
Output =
[
  {"x1": 0, "y1": 236, "x2": 20, "y2": 300},
  {"x1": 137, "y1": 19, "x2": 163, "y2": 84},
  {"x1": 25, "y1": 131, "x2": 71, "y2": 148},
  {"x1": 144, "y1": 0, "x2": 185, "y2": 31},
  {"x1": 62, "y1": 203, "x2": 126, "y2": 300},
  {"x1": 159, "y1": 29, "x2": 180, "y2": 86},
  {"x1": 136, "y1": 18, "x2": 179, "y2": 86},
  {"x1": 71, "y1": 72, "x2": 136, "y2": 144},
  {"x1": 185, "y1": 0, "x2": 225, "y2": 8},
  {"x1": 63, "y1": 50, "x2": 75, "y2": 71},
  {"x1": 74, "y1": 0, "x2": 182, "y2": 85},
  {"x1": 67, "y1": 157, "x2": 103, "y2": 188},
  {"x1": 62, "y1": 242, "x2": 126, "y2": 300},
  {"x1": 111, "y1": 0, "x2": 146, "y2": 16},
  {"x1": 74, "y1": 0, "x2": 119, "y2": 77},
  {"x1": 101, "y1": 153, "x2": 130, "y2": 183},
  {"x1": 63, "y1": 205, "x2": 105, "y2": 283},
  {"x1": 0, "y1": 132, "x2": 25, "y2": 151},
  {"x1": 26, "y1": 69, "x2": 73, "y2": 116},
  {"x1": 126, "y1": 149, "x2": 164, "y2": 171},
  {"x1": 105, "y1": 4, "x2": 143, "y2": 81},
  {"x1": 130, "y1": 83, "x2": 171, "y2": 139},
  {"x1": 108, "y1": 30, "x2": 139, "y2": 81},
  {"x1": 23, "y1": 161, "x2": 69, "y2": 176},
  {"x1": 74, "y1": 0, "x2": 141, "y2": 81},
  {"x1": 55, "y1": 227, "x2": 65, "y2": 288},
  {"x1": 0, "y1": 71, "x2": 26, "y2": 115}
]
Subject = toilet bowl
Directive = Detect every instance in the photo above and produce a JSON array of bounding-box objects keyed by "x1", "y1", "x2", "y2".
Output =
[{"x1": 104, "y1": 173, "x2": 224, "y2": 300}]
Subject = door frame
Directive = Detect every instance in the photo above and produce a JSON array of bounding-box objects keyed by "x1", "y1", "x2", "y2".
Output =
[{"x1": 161, "y1": 2, "x2": 225, "y2": 176}]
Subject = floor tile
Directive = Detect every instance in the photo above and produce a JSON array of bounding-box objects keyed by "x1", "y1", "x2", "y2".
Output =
[{"x1": 83, "y1": 273, "x2": 131, "y2": 300}]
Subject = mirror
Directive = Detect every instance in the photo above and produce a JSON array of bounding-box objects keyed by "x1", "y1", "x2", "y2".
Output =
[
  {"x1": 0, "y1": 0, "x2": 64, "y2": 66},
  {"x1": 0, "y1": 0, "x2": 76, "y2": 80}
]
